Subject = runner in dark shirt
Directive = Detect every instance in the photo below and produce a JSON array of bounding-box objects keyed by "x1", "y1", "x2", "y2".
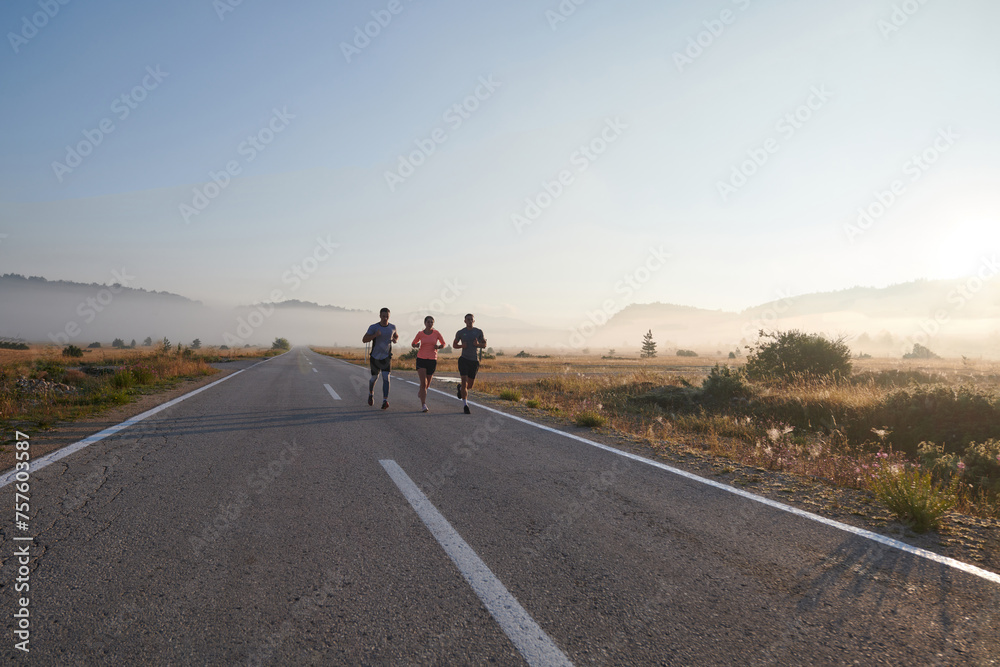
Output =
[{"x1": 453, "y1": 313, "x2": 486, "y2": 414}]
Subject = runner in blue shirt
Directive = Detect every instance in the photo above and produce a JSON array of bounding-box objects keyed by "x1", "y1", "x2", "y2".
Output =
[{"x1": 362, "y1": 307, "x2": 398, "y2": 409}]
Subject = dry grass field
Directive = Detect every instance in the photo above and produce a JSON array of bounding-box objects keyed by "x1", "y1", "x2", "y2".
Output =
[{"x1": 0, "y1": 344, "x2": 275, "y2": 434}]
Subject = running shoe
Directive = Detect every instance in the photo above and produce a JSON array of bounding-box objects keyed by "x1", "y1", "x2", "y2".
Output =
[
  {"x1": 367, "y1": 393, "x2": 374, "y2": 406},
  {"x1": 464, "y1": 405, "x2": 471, "y2": 414},
  {"x1": 422, "y1": 405, "x2": 429, "y2": 413},
  {"x1": 456, "y1": 384, "x2": 462, "y2": 399},
  {"x1": 381, "y1": 400, "x2": 389, "y2": 410}
]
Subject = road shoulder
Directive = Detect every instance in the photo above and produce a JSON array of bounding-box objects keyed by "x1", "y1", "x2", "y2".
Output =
[{"x1": 0, "y1": 362, "x2": 249, "y2": 474}]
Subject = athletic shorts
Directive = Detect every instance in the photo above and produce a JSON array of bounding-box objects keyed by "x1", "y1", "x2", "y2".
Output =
[
  {"x1": 458, "y1": 357, "x2": 479, "y2": 379},
  {"x1": 415, "y1": 358, "x2": 437, "y2": 375},
  {"x1": 370, "y1": 356, "x2": 391, "y2": 375}
]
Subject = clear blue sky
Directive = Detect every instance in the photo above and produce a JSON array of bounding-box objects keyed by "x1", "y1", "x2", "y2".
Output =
[{"x1": 2, "y1": 0, "x2": 998, "y2": 326}]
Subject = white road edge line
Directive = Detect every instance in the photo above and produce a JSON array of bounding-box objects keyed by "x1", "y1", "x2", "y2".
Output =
[
  {"x1": 0, "y1": 356, "x2": 280, "y2": 489},
  {"x1": 323, "y1": 384, "x2": 342, "y2": 400},
  {"x1": 379, "y1": 459, "x2": 574, "y2": 667},
  {"x1": 421, "y1": 386, "x2": 1000, "y2": 586}
]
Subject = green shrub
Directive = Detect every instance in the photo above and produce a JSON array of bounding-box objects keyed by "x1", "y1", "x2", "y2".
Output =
[
  {"x1": 399, "y1": 348, "x2": 418, "y2": 360},
  {"x1": 130, "y1": 365, "x2": 155, "y2": 384},
  {"x1": 961, "y1": 439, "x2": 1000, "y2": 494},
  {"x1": 272, "y1": 337, "x2": 291, "y2": 350},
  {"x1": 525, "y1": 398, "x2": 541, "y2": 409},
  {"x1": 921, "y1": 439, "x2": 1000, "y2": 496},
  {"x1": 874, "y1": 386, "x2": 1000, "y2": 455},
  {"x1": 744, "y1": 330, "x2": 852, "y2": 381},
  {"x1": 676, "y1": 349, "x2": 698, "y2": 357},
  {"x1": 575, "y1": 411, "x2": 606, "y2": 428},
  {"x1": 700, "y1": 364, "x2": 753, "y2": 405},
  {"x1": 498, "y1": 388, "x2": 521, "y2": 402},
  {"x1": 869, "y1": 463, "x2": 954, "y2": 533},
  {"x1": 109, "y1": 370, "x2": 134, "y2": 390},
  {"x1": 636, "y1": 385, "x2": 700, "y2": 413},
  {"x1": 62, "y1": 345, "x2": 84, "y2": 358}
]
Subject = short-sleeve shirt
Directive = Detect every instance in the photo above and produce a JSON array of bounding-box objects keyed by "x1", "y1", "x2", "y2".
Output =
[
  {"x1": 366, "y1": 322, "x2": 396, "y2": 360},
  {"x1": 454, "y1": 327, "x2": 485, "y2": 361},
  {"x1": 412, "y1": 330, "x2": 447, "y2": 360}
]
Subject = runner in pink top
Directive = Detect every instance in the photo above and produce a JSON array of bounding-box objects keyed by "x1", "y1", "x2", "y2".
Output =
[{"x1": 411, "y1": 316, "x2": 447, "y2": 412}]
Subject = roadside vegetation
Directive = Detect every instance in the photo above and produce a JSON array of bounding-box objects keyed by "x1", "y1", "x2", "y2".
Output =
[
  {"x1": 448, "y1": 332, "x2": 1000, "y2": 531},
  {"x1": 0, "y1": 342, "x2": 279, "y2": 434}
]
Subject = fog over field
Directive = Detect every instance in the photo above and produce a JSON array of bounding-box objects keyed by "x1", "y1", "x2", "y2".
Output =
[{"x1": 3, "y1": 273, "x2": 998, "y2": 358}]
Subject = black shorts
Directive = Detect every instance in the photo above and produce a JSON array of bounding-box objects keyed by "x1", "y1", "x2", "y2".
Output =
[
  {"x1": 415, "y1": 358, "x2": 437, "y2": 374},
  {"x1": 370, "y1": 356, "x2": 391, "y2": 375},
  {"x1": 458, "y1": 357, "x2": 479, "y2": 379}
]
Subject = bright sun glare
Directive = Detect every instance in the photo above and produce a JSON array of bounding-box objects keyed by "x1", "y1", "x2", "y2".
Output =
[{"x1": 933, "y1": 218, "x2": 1000, "y2": 280}]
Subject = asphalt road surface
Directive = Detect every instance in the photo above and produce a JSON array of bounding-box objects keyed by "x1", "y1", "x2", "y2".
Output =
[{"x1": 2, "y1": 348, "x2": 998, "y2": 665}]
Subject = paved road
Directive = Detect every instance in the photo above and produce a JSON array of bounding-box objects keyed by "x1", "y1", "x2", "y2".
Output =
[{"x1": 2, "y1": 348, "x2": 998, "y2": 664}]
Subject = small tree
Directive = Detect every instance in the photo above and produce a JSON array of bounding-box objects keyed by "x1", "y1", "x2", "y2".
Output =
[
  {"x1": 272, "y1": 337, "x2": 290, "y2": 350},
  {"x1": 143, "y1": 337, "x2": 153, "y2": 346},
  {"x1": 62, "y1": 345, "x2": 84, "y2": 358},
  {"x1": 112, "y1": 338, "x2": 125, "y2": 348},
  {"x1": 641, "y1": 330, "x2": 657, "y2": 358},
  {"x1": 191, "y1": 338, "x2": 202, "y2": 350},
  {"x1": 129, "y1": 339, "x2": 137, "y2": 348},
  {"x1": 88, "y1": 341, "x2": 101, "y2": 349},
  {"x1": 161, "y1": 337, "x2": 172, "y2": 353}
]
